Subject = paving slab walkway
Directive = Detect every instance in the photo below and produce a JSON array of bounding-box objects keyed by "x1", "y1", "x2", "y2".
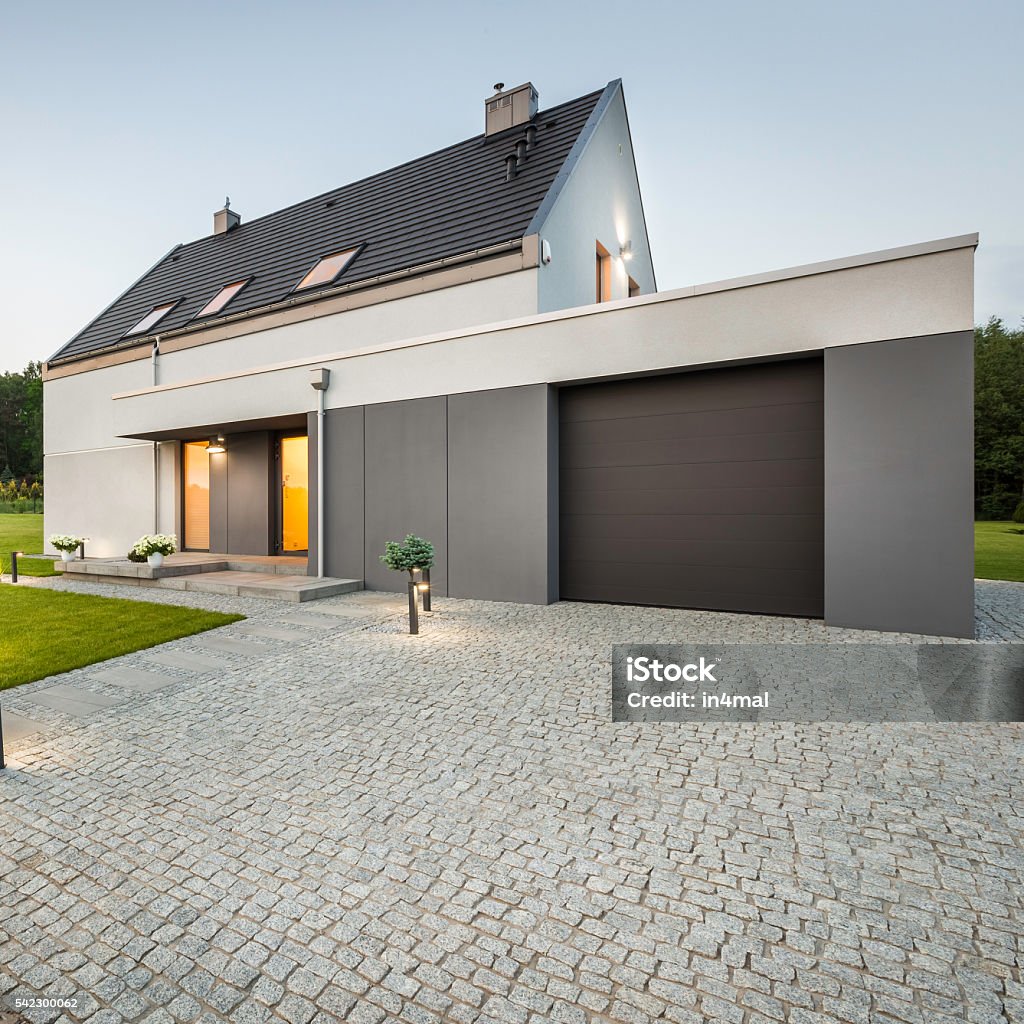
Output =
[{"x1": 0, "y1": 577, "x2": 1022, "y2": 1024}]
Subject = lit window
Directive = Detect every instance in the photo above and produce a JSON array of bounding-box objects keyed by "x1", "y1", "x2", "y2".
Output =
[
  {"x1": 294, "y1": 248, "x2": 359, "y2": 291},
  {"x1": 195, "y1": 278, "x2": 250, "y2": 319},
  {"x1": 124, "y1": 301, "x2": 177, "y2": 337},
  {"x1": 595, "y1": 242, "x2": 612, "y2": 303}
]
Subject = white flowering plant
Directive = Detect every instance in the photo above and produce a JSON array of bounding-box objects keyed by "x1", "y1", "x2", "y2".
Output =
[
  {"x1": 49, "y1": 534, "x2": 88, "y2": 552},
  {"x1": 131, "y1": 534, "x2": 178, "y2": 558}
]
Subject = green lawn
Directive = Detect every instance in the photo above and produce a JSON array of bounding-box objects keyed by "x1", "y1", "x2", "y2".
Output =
[
  {"x1": 0, "y1": 586, "x2": 243, "y2": 690},
  {"x1": 975, "y1": 521, "x2": 1024, "y2": 583},
  {"x1": 0, "y1": 512, "x2": 60, "y2": 576}
]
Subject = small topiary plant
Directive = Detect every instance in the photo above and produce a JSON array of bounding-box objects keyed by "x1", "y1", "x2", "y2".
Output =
[
  {"x1": 1013, "y1": 500, "x2": 1024, "y2": 524},
  {"x1": 380, "y1": 534, "x2": 435, "y2": 579}
]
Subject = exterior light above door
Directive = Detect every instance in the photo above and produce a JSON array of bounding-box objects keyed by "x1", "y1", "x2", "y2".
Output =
[{"x1": 206, "y1": 435, "x2": 226, "y2": 454}]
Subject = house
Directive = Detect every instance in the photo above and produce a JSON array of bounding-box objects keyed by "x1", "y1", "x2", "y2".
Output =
[{"x1": 44, "y1": 79, "x2": 977, "y2": 638}]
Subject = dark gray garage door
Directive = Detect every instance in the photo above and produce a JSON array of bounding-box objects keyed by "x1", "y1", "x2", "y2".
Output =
[{"x1": 559, "y1": 358, "x2": 824, "y2": 616}]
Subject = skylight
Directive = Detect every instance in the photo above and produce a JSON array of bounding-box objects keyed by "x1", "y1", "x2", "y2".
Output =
[
  {"x1": 195, "y1": 279, "x2": 250, "y2": 319},
  {"x1": 294, "y1": 248, "x2": 359, "y2": 291},
  {"x1": 124, "y1": 301, "x2": 177, "y2": 337}
]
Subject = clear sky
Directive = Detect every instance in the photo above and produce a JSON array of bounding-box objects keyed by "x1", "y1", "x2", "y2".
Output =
[{"x1": 1, "y1": 0, "x2": 1020, "y2": 372}]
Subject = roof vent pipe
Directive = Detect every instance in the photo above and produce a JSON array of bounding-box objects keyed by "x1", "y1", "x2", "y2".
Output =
[
  {"x1": 525, "y1": 124, "x2": 538, "y2": 151},
  {"x1": 505, "y1": 153, "x2": 518, "y2": 181},
  {"x1": 515, "y1": 137, "x2": 528, "y2": 165}
]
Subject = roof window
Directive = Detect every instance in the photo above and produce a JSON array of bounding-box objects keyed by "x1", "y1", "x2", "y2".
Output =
[
  {"x1": 195, "y1": 279, "x2": 250, "y2": 319},
  {"x1": 294, "y1": 248, "x2": 359, "y2": 291},
  {"x1": 124, "y1": 301, "x2": 177, "y2": 337}
]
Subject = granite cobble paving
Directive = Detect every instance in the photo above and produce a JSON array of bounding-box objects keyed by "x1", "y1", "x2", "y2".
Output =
[{"x1": 0, "y1": 577, "x2": 1022, "y2": 1023}]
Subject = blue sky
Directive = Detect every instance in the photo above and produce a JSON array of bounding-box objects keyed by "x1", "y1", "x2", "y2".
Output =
[{"x1": 0, "y1": 0, "x2": 1020, "y2": 372}]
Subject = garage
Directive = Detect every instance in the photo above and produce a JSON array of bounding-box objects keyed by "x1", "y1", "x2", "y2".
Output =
[{"x1": 559, "y1": 358, "x2": 824, "y2": 616}]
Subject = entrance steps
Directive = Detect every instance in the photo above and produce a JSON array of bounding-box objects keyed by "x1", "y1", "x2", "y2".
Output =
[{"x1": 59, "y1": 554, "x2": 362, "y2": 603}]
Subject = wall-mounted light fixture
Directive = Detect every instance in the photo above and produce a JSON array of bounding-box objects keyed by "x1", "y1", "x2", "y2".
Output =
[
  {"x1": 206, "y1": 435, "x2": 226, "y2": 454},
  {"x1": 619, "y1": 240, "x2": 633, "y2": 261}
]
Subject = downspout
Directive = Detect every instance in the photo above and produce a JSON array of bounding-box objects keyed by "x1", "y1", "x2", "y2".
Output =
[
  {"x1": 310, "y1": 368, "x2": 330, "y2": 578},
  {"x1": 152, "y1": 338, "x2": 160, "y2": 533}
]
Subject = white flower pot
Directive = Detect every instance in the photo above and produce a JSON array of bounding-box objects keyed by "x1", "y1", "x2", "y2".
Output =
[
  {"x1": 61, "y1": 550, "x2": 76, "y2": 563},
  {"x1": 147, "y1": 552, "x2": 164, "y2": 567}
]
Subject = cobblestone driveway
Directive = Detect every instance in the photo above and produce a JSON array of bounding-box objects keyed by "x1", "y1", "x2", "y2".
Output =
[{"x1": 1, "y1": 580, "x2": 1023, "y2": 1024}]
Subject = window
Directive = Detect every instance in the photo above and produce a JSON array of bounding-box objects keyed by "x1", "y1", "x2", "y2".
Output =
[
  {"x1": 195, "y1": 278, "x2": 250, "y2": 319},
  {"x1": 183, "y1": 441, "x2": 210, "y2": 550},
  {"x1": 595, "y1": 242, "x2": 612, "y2": 303},
  {"x1": 124, "y1": 301, "x2": 177, "y2": 337},
  {"x1": 294, "y1": 247, "x2": 359, "y2": 291}
]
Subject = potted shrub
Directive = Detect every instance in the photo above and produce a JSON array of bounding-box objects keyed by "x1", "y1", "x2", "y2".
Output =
[
  {"x1": 131, "y1": 533, "x2": 178, "y2": 567},
  {"x1": 49, "y1": 534, "x2": 87, "y2": 562}
]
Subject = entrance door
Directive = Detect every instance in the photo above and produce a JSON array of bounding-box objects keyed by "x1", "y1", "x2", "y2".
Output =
[
  {"x1": 278, "y1": 435, "x2": 309, "y2": 554},
  {"x1": 183, "y1": 441, "x2": 210, "y2": 551}
]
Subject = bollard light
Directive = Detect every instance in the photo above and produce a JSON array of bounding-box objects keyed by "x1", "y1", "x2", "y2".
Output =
[
  {"x1": 420, "y1": 567, "x2": 432, "y2": 612},
  {"x1": 407, "y1": 579, "x2": 419, "y2": 635},
  {"x1": 11, "y1": 551, "x2": 22, "y2": 584},
  {"x1": 0, "y1": 706, "x2": 5, "y2": 769}
]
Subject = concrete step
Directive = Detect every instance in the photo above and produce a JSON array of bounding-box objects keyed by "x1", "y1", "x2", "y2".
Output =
[
  {"x1": 60, "y1": 554, "x2": 309, "y2": 580},
  {"x1": 224, "y1": 558, "x2": 308, "y2": 576},
  {"x1": 156, "y1": 572, "x2": 362, "y2": 602},
  {"x1": 60, "y1": 568, "x2": 362, "y2": 602}
]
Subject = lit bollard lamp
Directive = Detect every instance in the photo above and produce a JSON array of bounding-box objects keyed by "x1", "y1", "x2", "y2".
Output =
[
  {"x1": 420, "y1": 567, "x2": 431, "y2": 612},
  {"x1": 407, "y1": 578, "x2": 419, "y2": 635},
  {"x1": 0, "y1": 706, "x2": 5, "y2": 769}
]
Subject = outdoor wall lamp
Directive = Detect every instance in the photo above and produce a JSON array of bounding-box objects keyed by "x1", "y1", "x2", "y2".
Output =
[
  {"x1": 619, "y1": 240, "x2": 633, "y2": 261},
  {"x1": 206, "y1": 435, "x2": 226, "y2": 454}
]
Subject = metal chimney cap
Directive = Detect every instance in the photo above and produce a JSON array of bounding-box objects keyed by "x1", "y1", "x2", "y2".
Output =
[{"x1": 493, "y1": 82, "x2": 504, "y2": 92}]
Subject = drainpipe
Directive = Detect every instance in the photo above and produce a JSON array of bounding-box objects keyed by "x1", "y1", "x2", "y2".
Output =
[
  {"x1": 310, "y1": 368, "x2": 330, "y2": 578},
  {"x1": 152, "y1": 338, "x2": 161, "y2": 533}
]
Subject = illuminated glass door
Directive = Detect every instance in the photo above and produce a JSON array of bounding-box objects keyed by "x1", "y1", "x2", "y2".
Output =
[
  {"x1": 183, "y1": 441, "x2": 210, "y2": 550},
  {"x1": 279, "y1": 435, "x2": 309, "y2": 553}
]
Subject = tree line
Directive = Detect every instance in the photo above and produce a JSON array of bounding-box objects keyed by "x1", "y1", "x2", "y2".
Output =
[
  {"x1": 0, "y1": 361, "x2": 43, "y2": 482},
  {"x1": 975, "y1": 318, "x2": 1024, "y2": 520}
]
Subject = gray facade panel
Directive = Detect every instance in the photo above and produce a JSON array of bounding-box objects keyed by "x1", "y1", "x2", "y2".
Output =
[
  {"x1": 208, "y1": 450, "x2": 228, "y2": 553},
  {"x1": 448, "y1": 385, "x2": 554, "y2": 604},
  {"x1": 316, "y1": 406, "x2": 365, "y2": 581},
  {"x1": 363, "y1": 398, "x2": 448, "y2": 594},
  {"x1": 824, "y1": 331, "x2": 975, "y2": 638}
]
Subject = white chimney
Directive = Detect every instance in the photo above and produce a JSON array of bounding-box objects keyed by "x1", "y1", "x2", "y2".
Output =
[
  {"x1": 485, "y1": 82, "x2": 538, "y2": 136},
  {"x1": 213, "y1": 197, "x2": 241, "y2": 235}
]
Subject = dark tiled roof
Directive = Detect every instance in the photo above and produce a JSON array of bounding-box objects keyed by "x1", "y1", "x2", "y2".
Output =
[{"x1": 52, "y1": 87, "x2": 606, "y2": 363}]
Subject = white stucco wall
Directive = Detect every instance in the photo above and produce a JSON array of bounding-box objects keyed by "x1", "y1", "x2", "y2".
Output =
[
  {"x1": 157, "y1": 269, "x2": 539, "y2": 384},
  {"x1": 535, "y1": 84, "x2": 656, "y2": 312},
  {"x1": 111, "y1": 239, "x2": 975, "y2": 437}
]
